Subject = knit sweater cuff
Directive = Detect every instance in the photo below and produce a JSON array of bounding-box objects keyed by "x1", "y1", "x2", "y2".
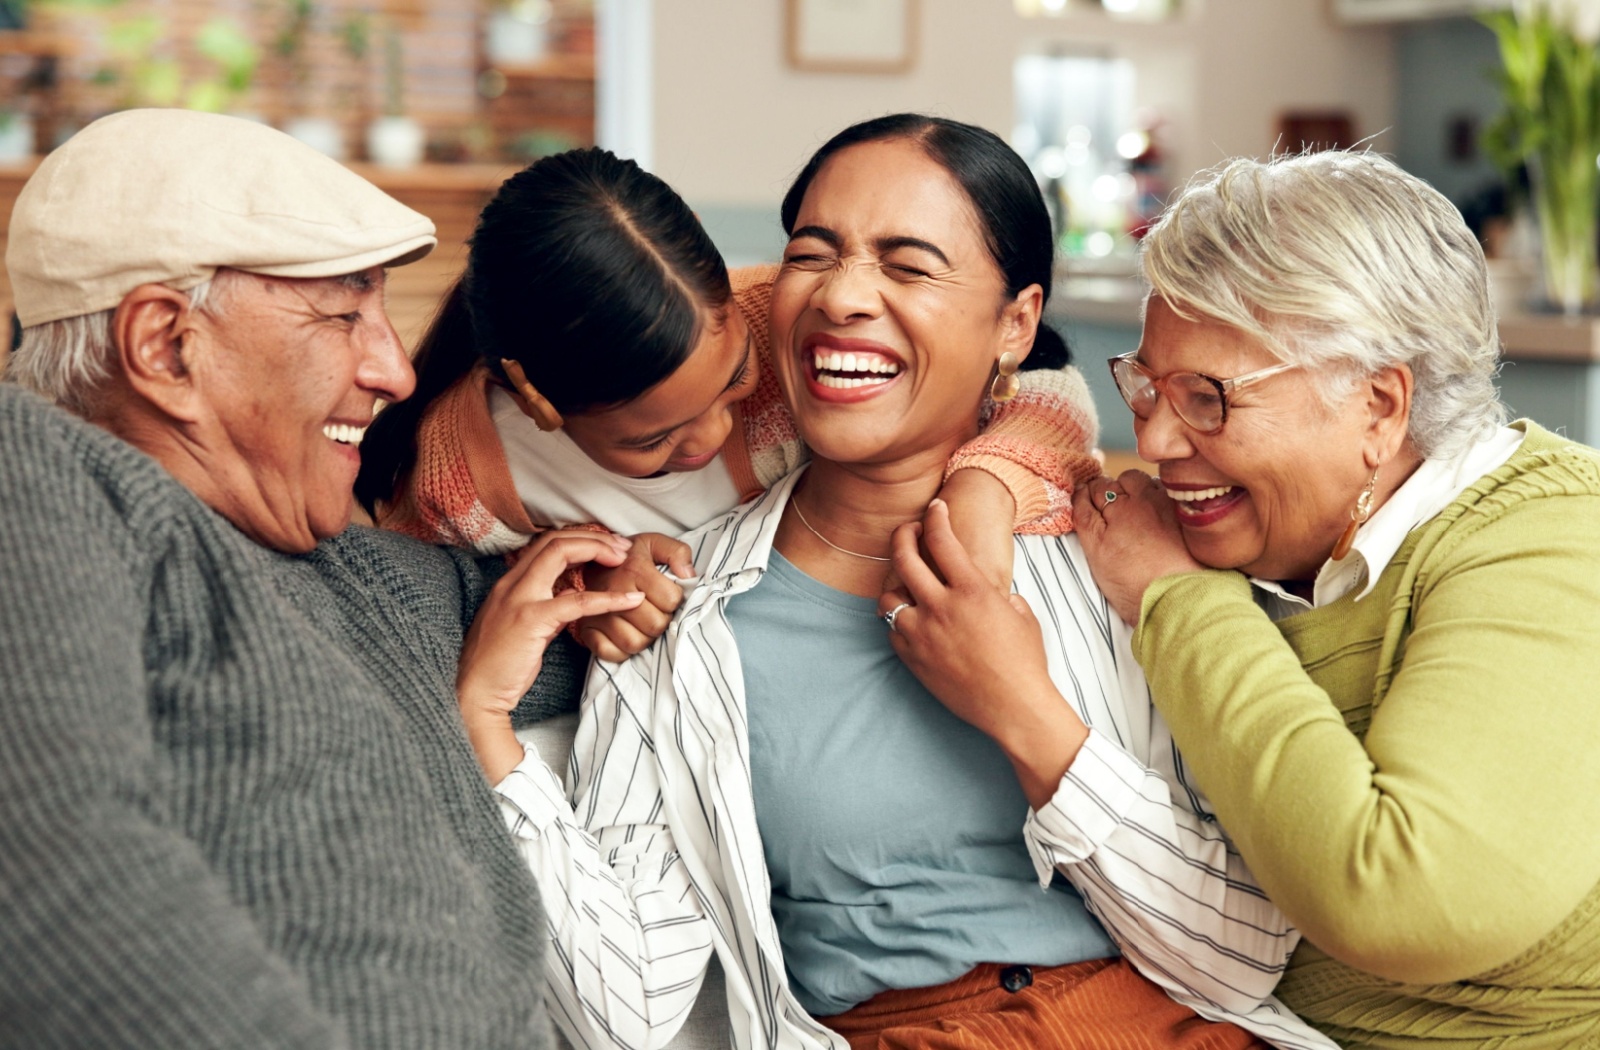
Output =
[{"x1": 945, "y1": 365, "x2": 1102, "y2": 535}]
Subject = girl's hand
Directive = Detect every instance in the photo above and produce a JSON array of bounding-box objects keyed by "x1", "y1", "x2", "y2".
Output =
[
  {"x1": 1071, "y1": 470, "x2": 1205, "y2": 625},
  {"x1": 458, "y1": 535, "x2": 644, "y2": 782},
  {"x1": 878, "y1": 499, "x2": 1089, "y2": 809},
  {"x1": 575, "y1": 532, "x2": 695, "y2": 662}
]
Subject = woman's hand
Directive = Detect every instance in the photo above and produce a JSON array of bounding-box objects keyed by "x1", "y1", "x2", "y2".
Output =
[
  {"x1": 878, "y1": 499, "x2": 1089, "y2": 809},
  {"x1": 458, "y1": 534, "x2": 645, "y2": 783},
  {"x1": 575, "y1": 532, "x2": 695, "y2": 662},
  {"x1": 1072, "y1": 470, "x2": 1206, "y2": 624}
]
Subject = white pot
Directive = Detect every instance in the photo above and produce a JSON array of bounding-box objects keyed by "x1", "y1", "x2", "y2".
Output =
[
  {"x1": 0, "y1": 113, "x2": 34, "y2": 162},
  {"x1": 484, "y1": 7, "x2": 550, "y2": 65},
  {"x1": 366, "y1": 116, "x2": 425, "y2": 168},
  {"x1": 283, "y1": 115, "x2": 346, "y2": 161}
]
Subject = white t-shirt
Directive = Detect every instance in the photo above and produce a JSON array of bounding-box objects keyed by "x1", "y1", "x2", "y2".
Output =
[{"x1": 489, "y1": 385, "x2": 742, "y2": 537}]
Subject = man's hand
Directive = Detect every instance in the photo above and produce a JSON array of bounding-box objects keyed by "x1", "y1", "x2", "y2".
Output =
[
  {"x1": 575, "y1": 532, "x2": 694, "y2": 662},
  {"x1": 878, "y1": 499, "x2": 1089, "y2": 809},
  {"x1": 458, "y1": 534, "x2": 644, "y2": 782}
]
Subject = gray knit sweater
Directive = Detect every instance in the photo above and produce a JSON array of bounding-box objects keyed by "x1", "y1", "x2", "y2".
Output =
[{"x1": 0, "y1": 385, "x2": 562, "y2": 1049}]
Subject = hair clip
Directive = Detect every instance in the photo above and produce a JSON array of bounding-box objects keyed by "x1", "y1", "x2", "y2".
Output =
[{"x1": 499, "y1": 358, "x2": 565, "y2": 432}]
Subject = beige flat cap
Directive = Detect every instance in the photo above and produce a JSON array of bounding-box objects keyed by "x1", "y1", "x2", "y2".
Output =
[{"x1": 7, "y1": 108, "x2": 438, "y2": 327}]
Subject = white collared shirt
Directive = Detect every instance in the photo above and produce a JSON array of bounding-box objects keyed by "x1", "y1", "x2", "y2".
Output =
[
  {"x1": 493, "y1": 469, "x2": 1336, "y2": 1050},
  {"x1": 1253, "y1": 426, "x2": 1525, "y2": 618}
]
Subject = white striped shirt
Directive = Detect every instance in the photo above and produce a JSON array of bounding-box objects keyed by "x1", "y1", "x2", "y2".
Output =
[{"x1": 495, "y1": 469, "x2": 1337, "y2": 1050}]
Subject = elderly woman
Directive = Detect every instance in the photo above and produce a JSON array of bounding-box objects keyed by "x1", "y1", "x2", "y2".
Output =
[
  {"x1": 456, "y1": 115, "x2": 1337, "y2": 1050},
  {"x1": 1067, "y1": 152, "x2": 1600, "y2": 1049}
]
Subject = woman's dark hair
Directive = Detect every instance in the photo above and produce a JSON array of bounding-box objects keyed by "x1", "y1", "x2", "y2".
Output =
[
  {"x1": 780, "y1": 113, "x2": 1069, "y2": 371},
  {"x1": 356, "y1": 147, "x2": 732, "y2": 512}
]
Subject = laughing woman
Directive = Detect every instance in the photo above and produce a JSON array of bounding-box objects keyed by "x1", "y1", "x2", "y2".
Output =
[
  {"x1": 1071, "y1": 152, "x2": 1600, "y2": 1048},
  {"x1": 455, "y1": 115, "x2": 1335, "y2": 1050}
]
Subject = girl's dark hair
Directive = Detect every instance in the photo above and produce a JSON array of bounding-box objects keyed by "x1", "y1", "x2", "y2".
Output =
[
  {"x1": 780, "y1": 113, "x2": 1069, "y2": 371},
  {"x1": 356, "y1": 147, "x2": 732, "y2": 512}
]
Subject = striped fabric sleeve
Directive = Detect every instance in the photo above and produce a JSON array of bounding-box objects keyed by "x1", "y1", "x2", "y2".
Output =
[
  {"x1": 1021, "y1": 735, "x2": 1339, "y2": 1050},
  {"x1": 494, "y1": 710, "x2": 714, "y2": 1050},
  {"x1": 1023, "y1": 727, "x2": 1297, "y2": 1005}
]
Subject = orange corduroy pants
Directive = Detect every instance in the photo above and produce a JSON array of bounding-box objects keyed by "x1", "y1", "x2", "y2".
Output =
[{"x1": 819, "y1": 958, "x2": 1271, "y2": 1050}]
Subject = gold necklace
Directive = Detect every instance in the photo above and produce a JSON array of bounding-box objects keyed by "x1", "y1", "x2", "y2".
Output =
[{"x1": 789, "y1": 497, "x2": 892, "y2": 563}]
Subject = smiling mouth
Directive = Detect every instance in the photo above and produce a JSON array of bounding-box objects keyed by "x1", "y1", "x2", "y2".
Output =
[
  {"x1": 1163, "y1": 484, "x2": 1243, "y2": 520},
  {"x1": 323, "y1": 423, "x2": 367, "y2": 447},
  {"x1": 811, "y1": 350, "x2": 903, "y2": 390}
]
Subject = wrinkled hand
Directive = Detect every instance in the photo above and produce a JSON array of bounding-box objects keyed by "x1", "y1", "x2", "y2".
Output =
[
  {"x1": 878, "y1": 499, "x2": 1088, "y2": 809},
  {"x1": 575, "y1": 532, "x2": 694, "y2": 662},
  {"x1": 458, "y1": 534, "x2": 645, "y2": 782},
  {"x1": 1071, "y1": 470, "x2": 1205, "y2": 624}
]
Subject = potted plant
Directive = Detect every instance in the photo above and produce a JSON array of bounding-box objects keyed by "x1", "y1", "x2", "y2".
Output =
[
  {"x1": 276, "y1": 0, "x2": 344, "y2": 157},
  {"x1": 99, "y1": 14, "x2": 258, "y2": 113},
  {"x1": 1483, "y1": 0, "x2": 1600, "y2": 315},
  {"x1": 484, "y1": 0, "x2": 552, "y2": 66},
  {"x1": 365, "y1": 21, "x2": 423, "y2": 167}
]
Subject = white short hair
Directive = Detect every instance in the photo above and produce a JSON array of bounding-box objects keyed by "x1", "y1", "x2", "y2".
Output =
[
  {"x1": 5, "y1": 275, "x2": 229, "y2": 417},
  {"x1": 1141, "y1": 151, "x2": 1505, "y2": 460}
]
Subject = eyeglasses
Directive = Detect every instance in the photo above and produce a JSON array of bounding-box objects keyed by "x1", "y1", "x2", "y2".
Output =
[{"x1": 1108, "y1": 351, "x2": 1297, "y2": 435}]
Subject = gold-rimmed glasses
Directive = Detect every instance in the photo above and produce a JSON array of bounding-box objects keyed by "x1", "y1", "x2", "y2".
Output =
[{"x1": 1108, "y1": 351, "x2": 1298, "y2": 434}]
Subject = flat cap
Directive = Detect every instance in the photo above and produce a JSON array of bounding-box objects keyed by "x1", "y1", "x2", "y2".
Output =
[{"x1": 6, "y1": 108, "x2": 438, "y2": 327}]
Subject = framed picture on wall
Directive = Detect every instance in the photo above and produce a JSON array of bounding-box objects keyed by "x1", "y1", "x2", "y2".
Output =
[{"x1": 786, "y1": 0, "x2": 918, "y2": 74}]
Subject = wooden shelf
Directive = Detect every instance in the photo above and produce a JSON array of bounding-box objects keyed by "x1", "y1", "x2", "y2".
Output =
[
  {"x1": 0, "y1": 30, "x2": 76, "y2": 58},
  {"x1": 492, "y1": 53, "x2": 595, "y2": 79}
]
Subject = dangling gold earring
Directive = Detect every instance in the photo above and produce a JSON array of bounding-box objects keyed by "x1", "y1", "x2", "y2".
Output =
[
  {"x1": 990, "y1": 351, "x2": 1020, "y2": 403},
  {"x1": 1330, "y1": 468, "x2": 1379, "y2": 562}
]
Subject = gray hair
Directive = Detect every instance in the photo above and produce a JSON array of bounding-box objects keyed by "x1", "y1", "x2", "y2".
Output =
[
  {"x1": 1140, "y1": 151, "x2": 1505, "y2": 460},
  {"x1": 5, "y1": 275, "x2": 229, "y2": 417}
]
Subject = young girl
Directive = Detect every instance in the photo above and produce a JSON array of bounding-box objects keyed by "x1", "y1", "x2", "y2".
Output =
[{"x1": 356, "y1": 147, "x2": 1100, "y2": 661}]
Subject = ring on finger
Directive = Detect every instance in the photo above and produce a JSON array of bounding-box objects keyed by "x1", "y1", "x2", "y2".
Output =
[{"x1": 882, "y1": 602, "x2": 912, "y2": 632}]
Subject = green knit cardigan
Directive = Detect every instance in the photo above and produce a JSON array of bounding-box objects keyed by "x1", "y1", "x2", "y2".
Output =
[{"x1": 1134, "y1": 423, "x2": 1600, "y2": 1049}]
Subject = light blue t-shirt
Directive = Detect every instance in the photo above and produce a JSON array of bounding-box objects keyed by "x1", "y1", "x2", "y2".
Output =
[{"x1": 727, "y1": 551, "x2": 1117, "y2": 1018}]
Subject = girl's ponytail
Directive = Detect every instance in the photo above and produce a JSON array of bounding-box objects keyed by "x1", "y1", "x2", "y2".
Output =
[{"x1": 354, "y1": 276, "x2": 478, "y2": 513}]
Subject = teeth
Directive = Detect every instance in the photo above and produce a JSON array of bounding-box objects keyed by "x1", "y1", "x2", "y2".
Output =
[
  {"x1": 323, "y1": 423, "x2": 367, "y2": 446},
  {"x1": 817, "y1": 374, "x2": 899, "y2": 389},
  {"x1": 1164, "y1": 485, "x2": 1234, "y2": 502},
  {"x1": 811, "y1": 350, "x2": 904, "y2": 378}
]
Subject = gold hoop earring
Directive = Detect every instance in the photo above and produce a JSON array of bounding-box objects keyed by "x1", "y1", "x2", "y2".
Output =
[
  {"x1": 990, "y1": 351, "x2": 1020, "y2": 403},
  {"x1": 1330, "y1": 468, "x2": 1379, "y2": 562}
]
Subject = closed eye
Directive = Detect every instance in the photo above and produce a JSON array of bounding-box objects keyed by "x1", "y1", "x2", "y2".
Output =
[
  {"x1": 633, "y1": 432, "x2": 675, "y2": 453},
  {"x1": 782, "y1": 252, "x2": 832, "y2": 268}
]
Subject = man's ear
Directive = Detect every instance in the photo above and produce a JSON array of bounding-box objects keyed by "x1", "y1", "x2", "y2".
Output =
[
  {"x1": 1001, "y1": 283, "x2": 1044, "y2": 367},
  {"x1": 111, "y1": 285, "x2": 206, "y2": 423},
  {"x1": 1364, "y1": 363, "x2": 1414, "y2": 469}
]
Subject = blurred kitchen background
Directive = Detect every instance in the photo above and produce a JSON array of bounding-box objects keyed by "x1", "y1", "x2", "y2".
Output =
[{"x1": 3, "y1": 0, "x2": 1595, "y2": 456}]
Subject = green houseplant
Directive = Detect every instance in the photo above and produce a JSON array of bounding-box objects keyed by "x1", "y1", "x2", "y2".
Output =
[{"x1": 1483, "y1": 0, "x2": 1600, "y2": 315}]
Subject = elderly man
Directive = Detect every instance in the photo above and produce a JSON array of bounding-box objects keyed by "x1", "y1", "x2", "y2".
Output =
[{"x1": 0, "y1": 109, "x2": 618, "y2": 1048}]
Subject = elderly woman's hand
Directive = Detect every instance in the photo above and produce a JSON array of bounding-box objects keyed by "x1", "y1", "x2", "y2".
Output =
[
  {"x1": 878, "y1": 500, "x2": 1089, "y2": 809},
  {"x1": 1072, "y1": 470, "x2": 1207, "y2": 625}
]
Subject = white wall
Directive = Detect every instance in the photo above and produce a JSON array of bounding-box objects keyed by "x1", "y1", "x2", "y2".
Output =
[{"x1": 647, "y1": 0, "x2": 1397, "y2": 208}]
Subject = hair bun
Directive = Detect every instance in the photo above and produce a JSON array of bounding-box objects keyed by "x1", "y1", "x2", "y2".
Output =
[{"x1": 1022, "y1": 324, "x2": 1071, "y2": 371}]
